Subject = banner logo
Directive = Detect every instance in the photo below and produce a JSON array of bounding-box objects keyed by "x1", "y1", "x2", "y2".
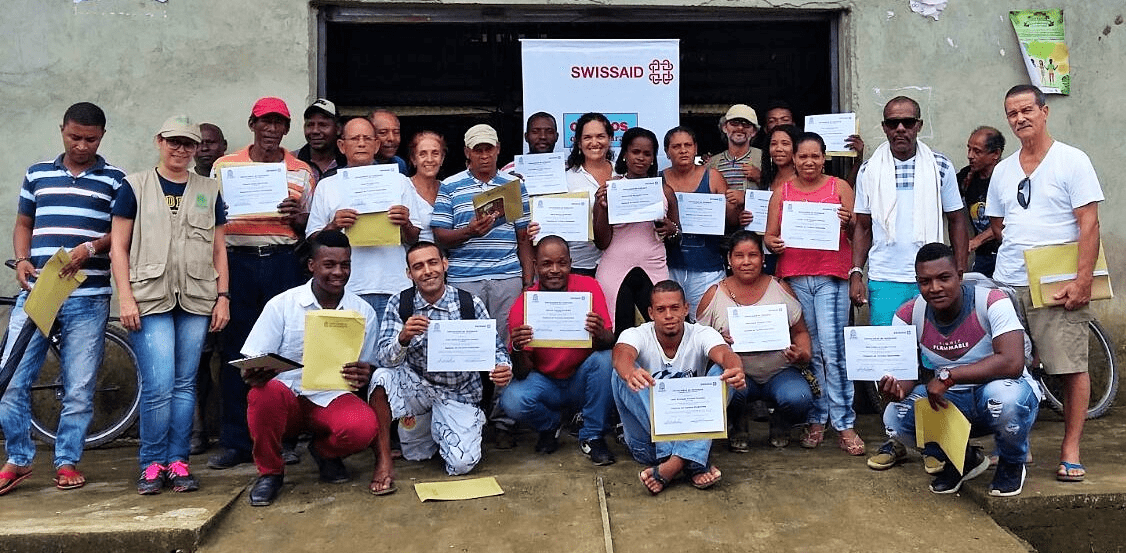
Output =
[{"x1": 648, "y1": 59, "x2": 675, "y2": 85}]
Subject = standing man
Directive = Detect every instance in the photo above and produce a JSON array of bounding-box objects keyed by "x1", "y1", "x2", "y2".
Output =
[
  {"x1": 501, "y1": 112, "x2": 560, "y2": 172},
  {"x1": 751, "y1": 101, "x2": 795, "y2": 151},
  {"x1": 706, "y1": 104, "x2": 762, "y2": 189},
  {"x1": 208, "y1": 97, "x2": 316, "y2": 470},
  {"x1": 194, "y1": 123, "x2": 228, "y2": 177},
  {"x1": 855, "y1": 96, "x2": 969, "y2": 470},
  {"x1": 370, "y1": 109, "x2": 408, "y2": 175},
  {"x1": 987, "y1": 84, "x2": 1104, "y2": 483},
  {"x1": 612, "y1": 280, "x2": 745, "y2": 495},
  {"x1": 0, "y1": 102, "x2": 126, "y2": 494},
  {"x1": 296, "y1": 99, "x2": 347, "y2": 181},
  {"x1": 306, "y1": 116, "x2": 423, "y2": 326},
  {"x1": 958, "y1": 126, "x2": 1005, "y2": 277},
  {"x1": 431, "y1": 123, "x2": 533, "y2": 448}
]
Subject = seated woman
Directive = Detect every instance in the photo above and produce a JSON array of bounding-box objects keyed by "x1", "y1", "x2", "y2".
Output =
[{"x1": 696, "y1": 231, "x2": 813, "y2": 451}]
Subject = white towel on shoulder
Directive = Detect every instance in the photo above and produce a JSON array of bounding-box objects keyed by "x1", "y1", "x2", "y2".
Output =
[{"x1": 866, "y1": 140, "x2": 943, "y2": 246}]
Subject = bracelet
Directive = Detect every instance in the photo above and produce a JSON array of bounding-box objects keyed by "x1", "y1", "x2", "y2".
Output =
[
  {"x1": 848, "y1": 266, "x2": 864, "y2": 278},
  {"x1": 217, "y1": 292, "x2": 231, "y2": 298},
  {"x1": 84, "y1": 242, "x2": 96, "y2": 256},
  {"x1": 14, "y1": 256, "x2": 31, "y2": 266}
]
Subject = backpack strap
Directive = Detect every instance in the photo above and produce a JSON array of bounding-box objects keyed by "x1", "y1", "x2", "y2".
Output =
[
  {"x1": 456, "y1": 288, "x2": 476, "y2": 320},
  {"x1": 399, "y1": 285, "x2": 476, "y2": 321}
]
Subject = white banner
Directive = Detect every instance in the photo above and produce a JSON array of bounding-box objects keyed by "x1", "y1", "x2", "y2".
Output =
[{"x1": 521, "y1": 39, "x2": 680, "y2": 168}]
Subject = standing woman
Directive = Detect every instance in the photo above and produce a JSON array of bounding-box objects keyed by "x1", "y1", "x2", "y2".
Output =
[
  {"x1": 759, "y1": 124, "x2": 801, "y2": 191},
  {"x1": 764, "y1": 132, "x2": 862, "y2": 455},
  {"x1": 408, "y1": 130, "x2": 447, "y2": 243},
  {"x1": 562, "y1": 112, "x2": 616, "y2": 276},
  {"x1": 111, "y1": 116, "x2": 229, "y2": 494},
  {"x1": 594, "y1": 127, "x2": 679, "y2": 336},
  {"x1": 661, "y1": 126, "x2": 738, "y2": 315}
]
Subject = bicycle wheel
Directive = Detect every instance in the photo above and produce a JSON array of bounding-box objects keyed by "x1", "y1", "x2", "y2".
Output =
[
  {"x1": 1038, "y1": 319, "x2": 1119, "y2": 420},
  {"x1": 29, "y1": 324, "x2": 141, "y2": 448}
]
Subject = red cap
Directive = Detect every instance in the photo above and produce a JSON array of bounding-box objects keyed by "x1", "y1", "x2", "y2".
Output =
[{"x1": 251, "y1": 97, "x2": 291, "y2": 119}]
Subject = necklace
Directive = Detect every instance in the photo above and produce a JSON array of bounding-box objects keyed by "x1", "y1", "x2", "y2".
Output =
[{"x1": 724, "y1": 277, "x2": 766, "y2": 307}]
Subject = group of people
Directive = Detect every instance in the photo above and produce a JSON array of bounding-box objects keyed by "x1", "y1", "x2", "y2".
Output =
[{"x1": 0, "y1": 81, "x2": 1102, "y2": 503}]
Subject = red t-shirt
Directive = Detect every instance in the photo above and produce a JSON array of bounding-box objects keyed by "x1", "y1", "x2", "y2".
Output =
[{"x1": 508, "y1": 274, "x2": 612, "y2": 379}]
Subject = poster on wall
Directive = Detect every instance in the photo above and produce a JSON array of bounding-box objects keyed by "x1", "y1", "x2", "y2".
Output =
[
  {"x1": 1009, "y1": 9, "x2": 1070, "y2": 95},
  {"x1": 521, "y1": 39, "x2": 680, "y2": 168}
]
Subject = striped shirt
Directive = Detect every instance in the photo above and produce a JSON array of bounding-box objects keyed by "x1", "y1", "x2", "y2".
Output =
[
  {"x1": 18, "y1": 154, "x2": 125, "y2": 296},
  {"x1": 376, "y1": 285, "x2": 509, "y2": 404},
  {"x1": 212, "y1": 146, "x2": 315, "y2": 247},
  {"x1": 430, "y1": 170, "x2": 530, "y2": 282},
  {"x1": 706, "y1": 147, "x2": 763, "y2": 190}
]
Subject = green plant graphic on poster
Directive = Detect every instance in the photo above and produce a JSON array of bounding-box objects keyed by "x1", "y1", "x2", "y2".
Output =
[{"x1": 1010, "y1": 9, "x2": 1070, "y2": 95}]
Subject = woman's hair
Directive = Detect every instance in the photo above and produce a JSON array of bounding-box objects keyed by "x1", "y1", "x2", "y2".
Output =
[
  {"x1": 759, "y1": 124, "x2": 801, "y2": 188},
  {"x1": 725, "y1": 229, "x2": 764, "y2": 256},
  {"x1": 614, "y1": 127, "x2": 659, "y2": 177},
  {"x1": 795, "y1": 131, "x2": 826, "y2": 154},
  {"x1": 662, "y1": 125, "x2": 697, "y2": 151},
  {"x1": 566, "y1": 112, "x2": 615, "y2": 170},
  {"x1": 409, "y1": 130, "x2": 448, "y2": 161}
]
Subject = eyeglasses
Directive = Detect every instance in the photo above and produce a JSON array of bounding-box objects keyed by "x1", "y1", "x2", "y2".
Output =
[
  {"x1": 343, "y1": 135, "x2": 376, "y2": 143},
  {"x1": 164, "y1": 138, "x2": 199, "y2": 151},
  {"x1": 881, "y1": 117, "x2": 920, "y2": 130},
  {"x1": 1017, "y1": 177, "x2": 1031, "y2": 209},
  {"x1": 726, "y1": 120, "x2": 755, "y2": 129}
]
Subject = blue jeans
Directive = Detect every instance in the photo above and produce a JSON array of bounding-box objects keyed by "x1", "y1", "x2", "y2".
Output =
[
  {"x1": 668, "y1": 267, "x2": 725, "y2": 319},
  {"x1": 867, "y1": 280, "x2": 919, "y2": 326},
  {"x1": 0, "y1": 293, "x2": 109, "y2": 468},
  {"x1": 883, "y1": 380, "x2": 1039, "y2": 465},
  {"x1": 611, "y1": 363, "x2": 726, "y2": 471},
  {"x1": 498, "y1": 350, "x2": 612, "y2": 441},
  {"x1": 733, "y1": 367, "x2": 813, "y2": 427},
  {"x1": 132, "y1": 307, "x2": 211, "y2": 468},
  {"x1": 788, "y1": 275, "x2": 855, "y2": 430}
]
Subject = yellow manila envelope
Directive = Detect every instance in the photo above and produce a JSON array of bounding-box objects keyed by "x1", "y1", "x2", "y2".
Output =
[
  {"x1": 415, "y1": 477, "x2": 504, "y2": 502},
  {"x1": 1024, "y1": 241, "x2": 1112, "y2": 308},
  {"x1": 914, "y1": 398, "x2": 971, "y2": 473},
  {"x1": 347, "y1": 212, "x2": 400, "y2": 247},
  {"x1": 472, "y1": 179, "x2": 525, "y2": 229},
  {"x1": 301, "y1": 310, "x2": 365, "y2": 391},
  {"x1": 25, "y1": 248, "x2": 86, "y2": 336}
]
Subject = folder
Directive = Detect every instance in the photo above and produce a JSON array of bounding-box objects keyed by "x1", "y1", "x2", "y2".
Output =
[
  {"x1": 24, "y1": 248, "x2": 86, "y2": 336},
  {"x1": 301, "y1": 310, "x2": 365, "y2": 391},
  {"x1": 472, "y1": 179, "x2": 524, "y2": 229},
  {"x1": 1023, "y1": 241, "x2": 1112, "y2": 308},
  {"x1": 346, "y1": 212, "x2": 400, "y2": 247},
  {"x1": 914, "y1": 398, "x2": 971, "y2": 474}
]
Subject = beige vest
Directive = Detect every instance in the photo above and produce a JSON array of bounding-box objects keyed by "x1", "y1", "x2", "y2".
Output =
[{"x1": 126, "y1": 169, "x2": 220, "y2": 317}]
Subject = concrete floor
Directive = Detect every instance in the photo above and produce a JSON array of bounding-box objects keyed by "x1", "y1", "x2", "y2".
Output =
[{"x1": 2, "y1": 403, "x2": 1125, "y2": 553}]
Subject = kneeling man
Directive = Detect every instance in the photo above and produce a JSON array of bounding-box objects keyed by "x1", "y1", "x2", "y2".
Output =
[
  {"x1": 612, "y1": 280, "x2": 745, "y2": 494},
  {"x1": 502, "y1": 236, "x2": 616, "y2": 465},
  {"x1": 240, "y1": 230, "x2": 381, "y2": 506},
  {"x1": 370, "y1": 241, "x2": 512, "y2": 477},
  {"x1": 874, "y1": 242, "x2": 1039, "y2": 496}
]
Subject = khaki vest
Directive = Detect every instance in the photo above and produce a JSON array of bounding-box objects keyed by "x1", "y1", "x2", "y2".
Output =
[{"x1": 126, "y1": 169, "x2": 220, "y2": 317}]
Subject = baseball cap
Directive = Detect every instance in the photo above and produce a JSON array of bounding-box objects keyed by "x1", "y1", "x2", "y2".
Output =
[
  {"x1": 157, "y1": 114, "x2": 201, "y2": 143},
  {"x1": 464, "y1": 124, "x2": 499, "y2": 149},
  {"x1": 723, "y1": 104, "x2": 759, "y2": 127},
  {"x1": 251, "y1": 97, "x2": 291, "y2": 119},
  {"x1": 304, "y1": 98, "x2": 337, "y2": 119}
]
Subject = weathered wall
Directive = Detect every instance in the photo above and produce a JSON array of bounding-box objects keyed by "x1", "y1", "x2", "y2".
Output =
[{"x1": 1, "y1": 0, "x2": 1123, "y2": 333}]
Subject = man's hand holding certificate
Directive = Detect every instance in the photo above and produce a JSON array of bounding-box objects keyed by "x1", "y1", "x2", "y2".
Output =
[
  {"x1": 844, "y1": 325, "x2": 918, "y2": 381},
  {"x1": 607, "y1": 177, "x2": 664, "y2": 224}
]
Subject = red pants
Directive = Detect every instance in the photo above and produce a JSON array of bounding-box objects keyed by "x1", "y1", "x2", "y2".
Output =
[{"x1": 247, "y1": 380, "x2": 378, "y2": 475}]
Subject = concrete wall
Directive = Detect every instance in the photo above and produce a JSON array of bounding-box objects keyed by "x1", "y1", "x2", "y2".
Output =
[{"x1": 2, "y1": 0, "x2": 1123, "y2": 332}]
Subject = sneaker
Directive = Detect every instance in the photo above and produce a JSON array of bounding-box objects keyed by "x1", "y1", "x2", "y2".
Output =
[
  {"x1": 990, "y1": 461, "x2": 1027, "y2": 497},
  {"x1": 535, "y1": 429, "x2": 560, "y2": 454},
  {"x1": 923, "y1": 455, "x2": 946, "y2": 475},
  {"x1": 137, "y1": 463, "x2": 165, "y2": 495},
  {"x1": 580, "y1": 438, "x2": 616, "y2": 466},
  {"x1": 930, "y1": 446, "x2": 989, "y2": 494},
  {"x1": 567, "y1": 412, "x2": 583, "y2": 438},
  {"x1": 166, "y1": 460, "x2": 200, "y2": 493},
  {"x1": 867, "y1": 440, "x2": 907, "y2": 470}
]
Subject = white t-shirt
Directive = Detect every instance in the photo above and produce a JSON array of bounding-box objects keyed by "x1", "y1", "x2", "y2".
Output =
[
  {"x1": 306, "y1": 170, "x2": 423, "y2": 295},
  {"x1": 617, "y1": 321, "x2": 727, "y2": 379},
  {"x1": 985, "y1": 141, "x2": 1104, "y2": 286},
  {"x1": 854, "y1": 152, "x2": 964, "y2": 282}
]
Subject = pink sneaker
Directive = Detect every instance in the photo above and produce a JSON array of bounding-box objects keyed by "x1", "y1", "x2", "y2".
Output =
[
  {"x1": 137, "y1": 463, "x2": 165, "y2": 495},
  {"x1": 166, "y1": 460, "x2": 200, "y2": 493}
]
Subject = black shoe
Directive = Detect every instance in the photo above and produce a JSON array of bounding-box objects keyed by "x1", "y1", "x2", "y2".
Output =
[
  {"x1": 207, "y1": 448, "x2": 253, "y2": 470},
  {"x1": 309, "y1": 446, "x2": 350, "y2": 484},
  {"x1": 580, "y1": 438, "x2": 616, "y2": 466},
  {"x1": 282, "y1": 444, "x2": 301, "y2": 466},
  {"x1": 990, "y1": 461, "x2": 1027, "y2": 497},
  {"x1": 494, "y1": 427, "x2": 517, "y2": 450},
  {"x1": 249, "y1": 474, "x2": 284, "y2": 506},
  {"x1": 929, "y1": 446, "x2": 989, "y2": 494},
  {"x1": 190, "y1": 435, "x2": 209, "y2": 456},
  {"x1": 535, "y1": 429, "x2": 560, "y2": 454}
]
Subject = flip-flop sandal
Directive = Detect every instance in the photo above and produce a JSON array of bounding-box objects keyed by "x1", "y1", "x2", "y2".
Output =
[
  {"x1": 1056, "y1": 461, "x2": 1086, "y2": 482},
  {"x1": 369, "y1": 477, "x2": 398, "y2": 496},
  {"x1": 53, "y1": 467, "x2": 86, "y2": 490},
  {"x1": 690, "y1": 466, "x2": 722, "y2": 490},
  {"x1": 0, "y1": 469, "x2": 33, "y2": 496},
  {"x1": 639, "y1": 466, "x2": 670, "y2": 495}
]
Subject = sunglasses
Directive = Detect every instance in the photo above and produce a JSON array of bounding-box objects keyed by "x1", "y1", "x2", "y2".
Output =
[
  {"x1": 1017, "y1": 177, "x2": 1031, "y2": 209},
  {"x1": 881, "y1": 117, "x2": 920, "y2": 129}
]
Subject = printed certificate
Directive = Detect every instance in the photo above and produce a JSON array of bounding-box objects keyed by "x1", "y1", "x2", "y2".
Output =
[
  {"x1": 727, "y1": 304, "x2": 790, "y2": 352},
  {"x1": 780, "y1": 201, "x2": 841, "y2": 251},
  {"x1": 221, "y1": 163, "x2": 288, "y2": 217},
  {"x1": 607, "y1": 178, "x2": 664, "y2": 224},
  {"x1": 649, "y1": 376, "x2": 727, "y2": 442},
  {"x1": 515, "y1": 152, "x2": 569, "y2": 196},
  {"x1": 676, "y1": 192, "x2": 726, "y2": 236},
  {"x1": 844, "y1": 325, "x2": 918, "y2": 381},
  {"x1": 426, "y1": 319, "x2": 496, "y2": 372},
  {"x1": 525, "y1": 291, "x2": 592, "y2": 348},
  {"x1": 744, "y1": 189, "x2": 772, "y2": 233}
]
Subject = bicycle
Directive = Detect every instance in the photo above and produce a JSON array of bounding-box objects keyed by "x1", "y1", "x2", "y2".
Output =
[
  {"x1": 859, "y1": 273, "x2": 1118, "y2": 420},
  {"x1": 0, "y1": 261, "x2": 141, "y2": 448}
]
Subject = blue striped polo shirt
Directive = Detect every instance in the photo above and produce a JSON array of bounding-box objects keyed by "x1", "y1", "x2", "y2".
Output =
[
  {"x1": 18, "y1": 154, "x2": 126, "y2": 296},
  {"x1": 430, "y1": 170, "x2": 530, "y2": 282}
]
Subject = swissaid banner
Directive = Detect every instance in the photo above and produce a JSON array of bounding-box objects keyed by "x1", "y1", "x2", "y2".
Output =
[{"x1": 521, "y1": 39, "x2": 680, "y2": 167}]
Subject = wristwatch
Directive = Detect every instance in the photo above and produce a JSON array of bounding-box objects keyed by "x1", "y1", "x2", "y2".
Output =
[
  {"x1": 848, "y1": 266, "x2": 864, "y2": 278},
  {"x1": 936, "y1": 367, "x2": 955, "y2": 387}
]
